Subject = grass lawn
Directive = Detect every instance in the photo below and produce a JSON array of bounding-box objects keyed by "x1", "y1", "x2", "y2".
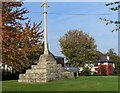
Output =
[{"x1": 2, "y1": 76, "x2": 118, "y2": 91}]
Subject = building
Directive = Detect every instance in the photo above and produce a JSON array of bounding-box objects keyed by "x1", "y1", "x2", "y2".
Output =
[
  {"x1": 96, "y1": 52, "x2": 115, "y2": 75},
  {"x1": 55, "y1": 56, "x2": 64, "y2": 67},
  {"x1": 71, "y1": 51, "x2": 116, "y2": 76}
]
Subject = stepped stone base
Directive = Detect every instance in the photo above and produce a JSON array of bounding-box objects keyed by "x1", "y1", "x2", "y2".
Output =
[{"x1": 18, "y1": 54, "x2": 74, "y2": 83}]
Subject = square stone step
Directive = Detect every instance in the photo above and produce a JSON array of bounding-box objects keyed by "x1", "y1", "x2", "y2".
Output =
[
  {"x1": 31, "y1": 64, "x2": 59, "y2": 69},
  {"x1": 31, "y1": 65, "x2": 47, "y2": 69},
  {"x1": 31, "y1": 65, "x2": 38, "y2": 69},
  {"x1": 18, "y1": 79, "x2": 32, "y2": 83},
  {"x1": 26, "y1": 69, "x2": 47, "y2": 74},
  {"x1": 38, "y1": 63, "x2": 58, "y2": 68},
  {"x1": 19, "y1": 74, "x2": 26, "y2": 79},
  {"x1": 18, "y1": 78, "x2": 48, "y2": 83},
  {"x1": 26, "y1": 73, "x2": 46, "y2": 78},
  {"x1": 18, "y1": 54, "x2": 74, "y2": 83}
]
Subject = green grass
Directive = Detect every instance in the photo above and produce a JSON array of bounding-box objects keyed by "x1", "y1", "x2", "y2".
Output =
[{"x1": 2, "y1": 76, "x2": 118, "y2": 91}]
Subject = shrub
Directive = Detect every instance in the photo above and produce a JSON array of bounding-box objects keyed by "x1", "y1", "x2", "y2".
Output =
[
  {"x1": 83, "y1": 67, "x2": 91, "y2": 76},
  {"x1": 101, "y1": 66, "x2": 106, "y2": 76},
  {"x1": 92, "y1": 72, "x2": 101, "y2": 76}
]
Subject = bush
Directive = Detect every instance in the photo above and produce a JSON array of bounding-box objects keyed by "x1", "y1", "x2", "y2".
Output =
[
  {"x1": 101, "y1": 66, "x2": 106, "y2": 76},
  {"x1": 2, "y1": 70, "x2": 19, "y2": 81},
  {"x1": 92, "y1": 72, "x2": 101, "y2": 76},
  {"x1": 83, "y1": 67, "x2": 91, "y2": 76}
]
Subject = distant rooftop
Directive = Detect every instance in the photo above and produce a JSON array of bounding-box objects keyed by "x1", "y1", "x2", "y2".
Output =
[{"x1": 98, "y1": 51, "x2": 115, "y2": 63}]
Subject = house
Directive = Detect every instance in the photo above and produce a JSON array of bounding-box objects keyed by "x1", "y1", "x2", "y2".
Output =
[
  {"x1": 67, "y1": 51, "x2": 116, "y2": 76},
  {"x1": 97, "y1": 60, "x2": 115, "y2": 75},
  {"x1": 96, "y1": 52, "x2": 115, "y2": 75}
]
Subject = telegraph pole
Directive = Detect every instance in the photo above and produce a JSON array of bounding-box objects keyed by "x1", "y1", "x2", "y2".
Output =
[{"x1": 41, "y1": 2, "x2": 49, "y2": 55}]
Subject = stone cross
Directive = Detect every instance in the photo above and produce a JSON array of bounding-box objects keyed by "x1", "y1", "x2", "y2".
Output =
[
  {"x1": 18, "y1": 3, "x2": 75, "y2": 83},
  {"x1": 41, "y1": 2, "x2": 49, "y2": 55}
]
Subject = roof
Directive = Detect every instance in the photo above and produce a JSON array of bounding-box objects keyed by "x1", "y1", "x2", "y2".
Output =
[
  {"x1": 97, "y1": 51, "x2": 115, "y2": 63},
  {"x1": 55, "y1": 56, "x2": 64, "y2": 59},
  {"x1": 98, "y1": 60, "x2": 115, "y2": 63},
  {"x1": 49, "y1": 51, "x2": 64, "y2": 59}
]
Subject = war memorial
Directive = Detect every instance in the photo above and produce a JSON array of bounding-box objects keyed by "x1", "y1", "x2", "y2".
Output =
[{"x1": 18, "y1": 2, "x2": 74, "y2": 83}]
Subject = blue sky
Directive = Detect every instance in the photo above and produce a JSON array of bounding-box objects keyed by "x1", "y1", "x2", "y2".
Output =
[{"x1": 22, "y1": 2, "x2": 118, "y2": 57}]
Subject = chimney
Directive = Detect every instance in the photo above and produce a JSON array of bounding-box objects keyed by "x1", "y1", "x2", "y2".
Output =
[{"x1": 107, "y1": 55, "x2": 110, "y2": 60}]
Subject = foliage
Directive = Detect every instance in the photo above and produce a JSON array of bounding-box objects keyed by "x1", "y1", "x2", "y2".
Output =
[
  {"x1": 100, "y1": 1, "x2": 120, "y2": 32},
  {"x1": 2, "y1": 2, "x2": 28, "y2": 28},
  {"x1": 100, "y1": 1, "x2": 120, "y2": 76},
  {"x1": 101, "y1": 66, "x2": 106, "y2": 76},
  {"x1": 27, "y1": 45, "x2": 44, "y2": 64},
  {"x1": 59, "y1": 30, "x2": 98, "y2": 67},
  {"x1": 106, "y1": 2, "x2": 119, "y2": 11},
  {"x1": 83, "y1": 66, "x2": 91, "y2": 76},
  {"x1": 2, "y1": 2, "x2": 43, "y2": 73},
  {"x1": 92, "y1": 72, "x2": 101, "y2": 76},
  {"x1": 2, "y1": 70, "x2": 19, "y2": 80},
  {"x1": 106, "y1": 48, "x2": 120, "y2": 76}
]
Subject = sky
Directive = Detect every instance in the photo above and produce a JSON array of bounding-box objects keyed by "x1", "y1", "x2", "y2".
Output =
[{"x1": 22, "y1": 2, "x2": 118, "y2": 57}]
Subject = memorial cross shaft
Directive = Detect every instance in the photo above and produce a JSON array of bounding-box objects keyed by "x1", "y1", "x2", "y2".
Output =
[{"x1": 41, "y1": 2, "x2": 49, "y2": 55}]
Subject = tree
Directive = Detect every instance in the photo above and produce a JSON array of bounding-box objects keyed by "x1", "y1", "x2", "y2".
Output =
[
  {"x1": 100, "y1": 1, "x2": 120, "y2": 32},
  {"x1": 2, "y1": 2, "x2": 43, "y2": 73},
  {"x1": 59, "y1": 30, "x2": 98, "y2": 67},
  {"x1": 106, "y1": 48, "x2": 120, "y2": 75},
  {"x1": 100, "y1": 2, "x2": 120, "y2": 75}
]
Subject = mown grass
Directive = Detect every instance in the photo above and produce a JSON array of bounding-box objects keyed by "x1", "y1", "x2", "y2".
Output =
[{"x1": 2, "y1": 76, "x2": 118, "y2": 91}]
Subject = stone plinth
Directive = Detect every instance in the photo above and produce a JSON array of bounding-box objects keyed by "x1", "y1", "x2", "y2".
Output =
[{"x1": 18, "y1": 54, "x2": 74, "y2": 83}]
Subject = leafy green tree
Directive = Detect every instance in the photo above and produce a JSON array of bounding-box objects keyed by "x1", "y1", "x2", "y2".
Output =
[
  {"x1": 100, "y1": 2, "x2": 120, "y2": 75},
  {"x1": 100, "y1": 1, "x2": 120, "y2": 32},
  {"x1": 106, "y1": 48, "x2": 120, "y2": 75},
  {"x1": 59, "y1": 30, "x2": 98, "y2": 67}
]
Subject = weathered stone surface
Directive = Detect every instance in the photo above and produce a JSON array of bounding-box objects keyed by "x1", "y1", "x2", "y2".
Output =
[
  {"x1": 39, "y1": 54, "x2": 56, "y2": 62},
  {"x1": 63, "y1": 72, "x2": 75, "y2": 79},
  {"x1": 18, "y1": 54, "x2": 74, "y2": 83}
]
